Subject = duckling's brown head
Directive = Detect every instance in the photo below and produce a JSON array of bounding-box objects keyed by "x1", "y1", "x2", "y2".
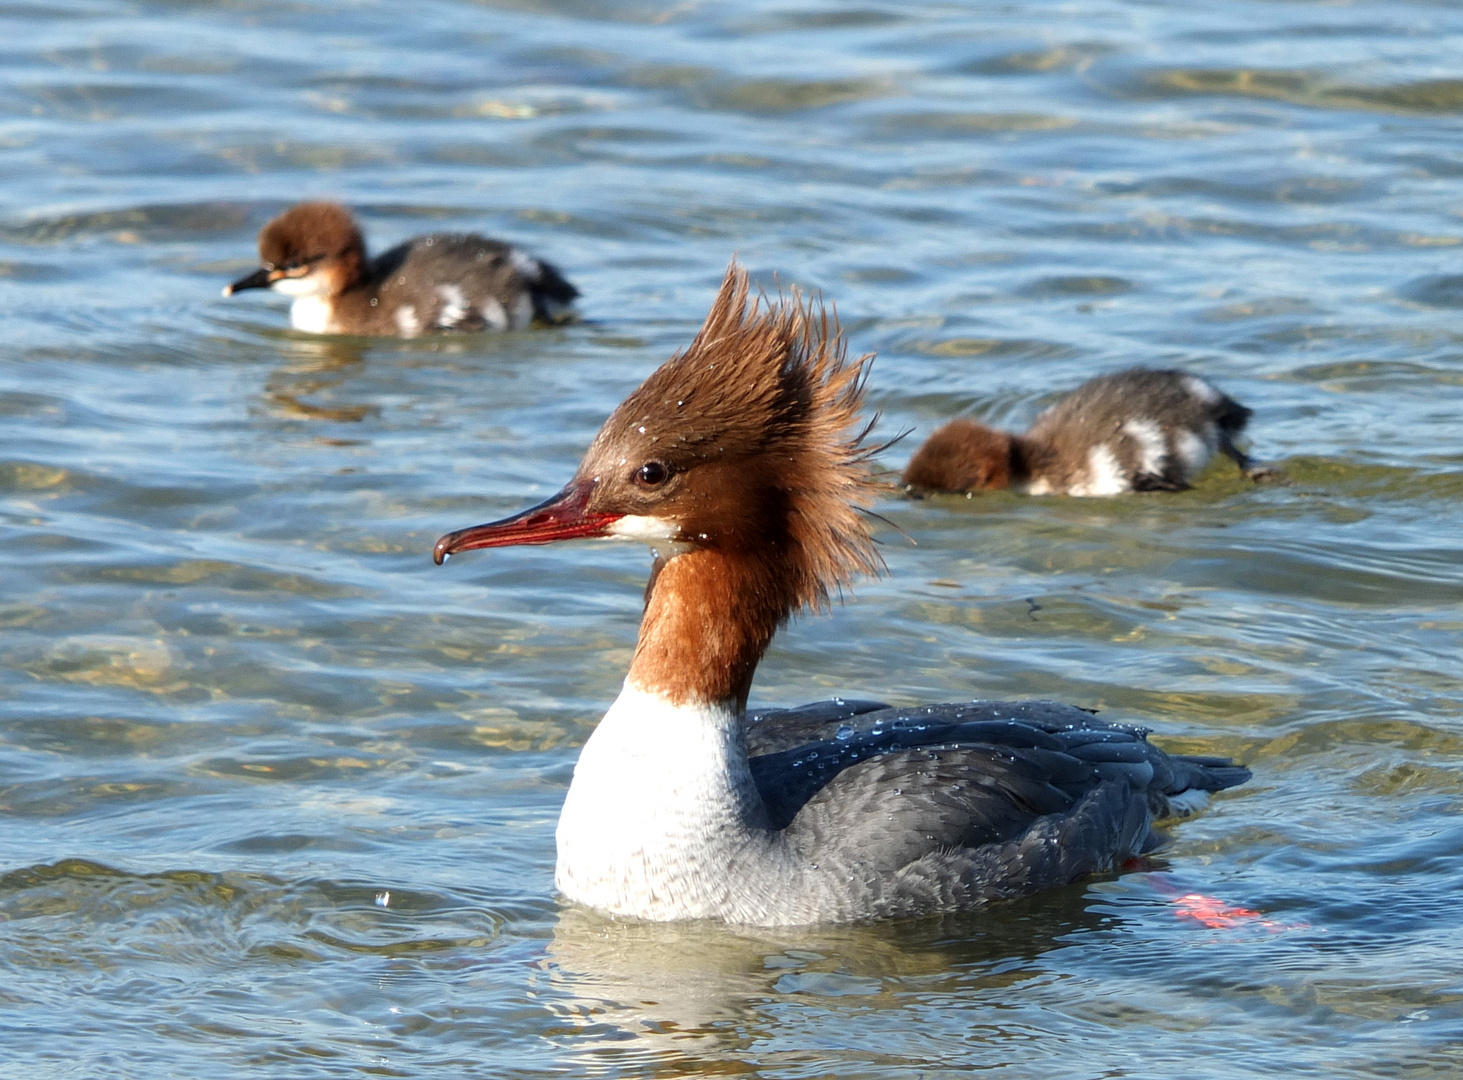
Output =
[
  {"x1": 902, "y1": 419, "x2": 1016, "y2": 494},
  {"x1": 223, "y1": 202, "x2": 366, "y2": 298}
]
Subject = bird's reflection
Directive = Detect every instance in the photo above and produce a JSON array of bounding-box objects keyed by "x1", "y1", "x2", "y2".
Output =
[
  {"x1": 536, "y1": 880, "x2": 1120, "y2": 1067},
  {"x1": 261, "y1": 335, "x2": 380, "y2": 424}
]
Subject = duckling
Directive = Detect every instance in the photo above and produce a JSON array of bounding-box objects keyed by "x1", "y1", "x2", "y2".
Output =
[
  {"x1": 903, "y1": 368, "x2": 1267, "y2": 497},
  {"x1": 223, "y1": 201, "x2": 577, "y2": 337}
]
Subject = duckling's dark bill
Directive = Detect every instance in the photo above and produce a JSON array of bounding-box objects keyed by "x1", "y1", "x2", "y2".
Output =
[
  {"x1": 223, "y1": 268, "x2": 274, "y2": 295},
  {"x1": 433, "y1": 480, "x2": 620, "y2": 563}
]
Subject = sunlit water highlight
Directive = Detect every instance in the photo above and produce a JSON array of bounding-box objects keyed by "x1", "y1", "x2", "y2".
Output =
[{"x1": 2, "y1": 0, "x2": 1463, "y2": 1076}]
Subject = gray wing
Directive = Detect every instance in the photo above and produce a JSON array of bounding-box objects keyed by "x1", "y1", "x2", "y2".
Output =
[
  {"x1": 745, "y1": 699, "x2": 1249, "y2": 916},
  {"x1": 1023, "y1": 367, "x2": 1257, "y2": 489},
  {"x1": 373, "y1": 235, "x2": 577, "y2": 330}
]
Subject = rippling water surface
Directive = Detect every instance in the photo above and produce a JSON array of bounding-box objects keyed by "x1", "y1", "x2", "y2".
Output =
[{"x1": 3, "y1": 0, "x2": 1463, "y2": 1076}]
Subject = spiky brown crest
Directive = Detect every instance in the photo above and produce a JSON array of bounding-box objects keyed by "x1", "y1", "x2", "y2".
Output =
[
  {"x1": 570, "y1": 263, "x2": 887, "y2": 707},
  {"x1": 902, "y1": 419, "x2": 1016, "y2": 493},
  {"x1": 257, "y1": 202, "x2": 366, "y2": 287},
  {"x1": 582, "y1": 262, "x2": 884, "y2": 616}
]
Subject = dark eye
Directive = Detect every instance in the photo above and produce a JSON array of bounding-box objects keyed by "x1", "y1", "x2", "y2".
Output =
[{"x1": 635, "y1": 461, "x2": 669, "y2": 487}]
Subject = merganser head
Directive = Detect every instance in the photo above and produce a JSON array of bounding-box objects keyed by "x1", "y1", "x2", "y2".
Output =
[
  {"x1": 435, "y1": 262, "x2": 883, "y2": 618},
  {"x1": 902, "y1": 418, "x2": 1016, "y2": 494},
  {"x1": 222, "y1": 201, "x2": 366, "y2": 300}
]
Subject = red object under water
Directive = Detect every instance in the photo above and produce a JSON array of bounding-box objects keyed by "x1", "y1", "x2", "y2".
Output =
[
  {"x1": 1173, "y1": 892, "x2": 1308, "y2": 932},
  {"x1": 1175, "y1": 892, "x2": 1265, "y2": 928},
  {"x1": 1139, "y1": 874, "x2": 1311, "y2": 932}
]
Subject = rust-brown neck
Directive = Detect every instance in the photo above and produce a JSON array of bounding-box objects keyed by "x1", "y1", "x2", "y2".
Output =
[{"x1": 629, "y1": 548, "x2": 793, "y2": 711}]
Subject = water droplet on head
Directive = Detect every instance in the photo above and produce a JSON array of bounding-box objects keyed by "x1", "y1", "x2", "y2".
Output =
[{"x1": 835, "y1": 724, "x2": 854, "y2": 741}]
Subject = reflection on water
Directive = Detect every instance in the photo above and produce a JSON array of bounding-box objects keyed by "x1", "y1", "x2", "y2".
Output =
[
  {"x1": 262, "y1": 337, "x2": 380, "y2": 423},
  {"x1": 3, "y1": 0, "x2": 1463, "y2": 1076},
  {"x1": 543, "y1": 889, "x2": 1111, "y2": 1047}
]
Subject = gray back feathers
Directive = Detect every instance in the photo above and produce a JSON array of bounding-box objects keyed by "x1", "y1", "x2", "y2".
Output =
[
  {"x1": 1020, "y1": 368, "x2": 1251, "y2": 493},
  {"x1": 740, "y1": 697, "x2": 1250, "y2": 921},
  {"x1": 336, "y1": 233, "x2": 577, "y2": 335}
]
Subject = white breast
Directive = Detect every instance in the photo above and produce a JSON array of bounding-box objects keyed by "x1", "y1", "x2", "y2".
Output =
[
  {"x1": 288, "y1": 295, "x2": 334, "y2": 334},
  {"x1": 555, "y1": 683, "x2": 776, "y2": 921}
]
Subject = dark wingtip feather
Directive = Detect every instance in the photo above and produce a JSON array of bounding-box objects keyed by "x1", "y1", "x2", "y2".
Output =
[
  {"x1": 534, "y1": 258, "x2": 579, "y2": 304},
  {"x1": 524, "y1": 257, "x2": 579, "y2": 326},
  {"x1": 1172, "y1": 755, "x2": 1251, "y2": 791},
  {"x1": 1214, "y1": 394, "x2": 1253, "y2": 436}
]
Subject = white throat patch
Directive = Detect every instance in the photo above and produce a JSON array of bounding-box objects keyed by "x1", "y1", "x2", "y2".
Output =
[
  {"x1": 272, "y1": 274, "x2": 328, "y2": 298},
  {"x1": 606, "y1": 514, "x2": 690, "y2": 557}
]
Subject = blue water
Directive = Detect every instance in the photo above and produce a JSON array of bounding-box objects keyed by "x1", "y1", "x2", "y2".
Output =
[{"x1": 3, "y1": 0, "x2": 1463, "y2": 1076}]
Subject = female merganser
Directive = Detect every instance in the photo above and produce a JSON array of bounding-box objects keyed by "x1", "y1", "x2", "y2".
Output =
[
  {"x1": 433, "y1": 266, "x2": 1250, "y2": 925},
  {"x1": 222, "y1": 201, "x2": 577, "y2": 336},
  {"x1": 903, "y1": 368, "x2": 1264, "y2": 497}
]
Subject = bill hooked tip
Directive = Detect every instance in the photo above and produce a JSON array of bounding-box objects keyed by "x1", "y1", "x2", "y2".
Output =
[{"x1": 432, "y1": 536, "x2": 453, "y2": 565}]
